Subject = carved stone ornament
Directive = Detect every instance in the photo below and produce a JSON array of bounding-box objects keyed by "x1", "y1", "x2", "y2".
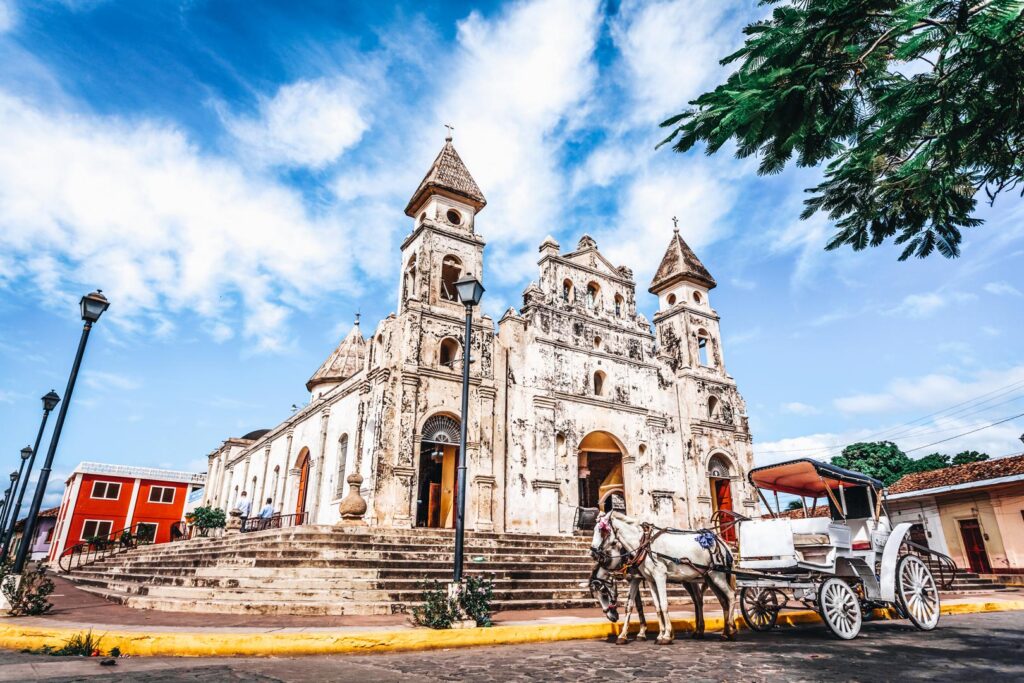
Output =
[
  {"x1": 338, "y1": 472, "x2": 368, "y2": 524},
  {"x1": 225, "y1": 508, "x2": 243, "y2": 535}
]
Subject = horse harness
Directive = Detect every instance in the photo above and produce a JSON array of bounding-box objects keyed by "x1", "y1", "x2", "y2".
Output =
[{"x1": 602, "y1": 520, "x2": 733, "y2": 578}]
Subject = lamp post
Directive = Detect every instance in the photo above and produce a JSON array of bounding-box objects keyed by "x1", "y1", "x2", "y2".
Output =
[
  {"x1": 0, "y1": 450, "x2": 31, "y2": 550},
  {"x1": 13, "y1": 290, "x2": 108, "y2": 574},
  {"x1": 0, "y1": 472, "x2": 15, "y2": 542},
  {"x1": 0, "y1": 392, "x2": 59, "y2": 562},
  {"x1": 0, "y1": 489, "x2": 9, "y2": 537},
  {"x1": 451, "y1": 274, "x2": 484, "y2": 584}
]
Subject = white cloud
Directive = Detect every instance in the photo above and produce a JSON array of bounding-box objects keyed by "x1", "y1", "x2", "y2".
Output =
[
  {"x1": 890, "y1": 292, "x2": 945, "y2": 318},
  {"x1": 730, "y1": 277, "x2": 757, "y2": 291},
  {"x1": 0, "y1": 0, "x2": 15, "y2": 33},
  {"x1": 781, "y1": 401, "x2": 821, "y2": 416},
  {"x1": 611, "y1": 0, "x2": 745, "y2": 125},
  {"x1": 0, "y1": 92, "x2": 356, "y2": 352},
  {"x1": 984, "y1": 281, "x2": 1022, "y2": 297},
  {"x1": 224, "y1": 77, "x2": 370, "y2": 169},
  {"x1": 432, "y1": 0, "x2": 601, "y2": 283},
  {"x1": 834, "y1": 365, "x2": 1024, "y2": 415},
  {"x1": 83, "y1": 370, "x2": 141, "y2": 391}
]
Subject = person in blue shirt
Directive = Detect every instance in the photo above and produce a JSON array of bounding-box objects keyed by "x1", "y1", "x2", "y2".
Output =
[{"x1": 259, "y1": 498, "x2": 274, "y2": 519}]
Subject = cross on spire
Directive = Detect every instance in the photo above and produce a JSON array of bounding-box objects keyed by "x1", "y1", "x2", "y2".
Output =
[
  {"x1": 672, "y1": 216, "x2": 679, "y2": 233},
  {"x1": 444, "y1": 123, "x2": 454, "y2": 141},
  {"x1": 354, "y1": 311, "x2": 361, "y2": 327}
]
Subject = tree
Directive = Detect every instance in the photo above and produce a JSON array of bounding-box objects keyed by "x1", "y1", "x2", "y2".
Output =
[
  {"x1": 786, "y1": 499, "x2": 805, "y2": 510},
  {"x1": 832, "y1": 441, "x2": 913, "y2": 485},
  {"x1": 952, "y1": 450, "x2": 990, "y2": 465},
  {"x1": 185, "y1": 506, "x2": 226, "y2": 537},
  {"x1": 659, "y1": 1, "x2": 1024, "y2": 260},
  {"x1": 907, "y1": 452, "x2": 951, "y2": 472}
]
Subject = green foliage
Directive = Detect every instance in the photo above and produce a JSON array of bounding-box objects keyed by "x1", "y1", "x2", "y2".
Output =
[
  {"x1": 38, "y1": 630, "x2": 106, "y2": 657},
  {"x1": 411, "y1": 576, "x2": 496, "y2": 629},
  {"x1": 2, "y1": 562, "x2": 55, "y2": 617},
  {"x1": 186, "y1": 506, "x2": 226, "y2": 535},
  {"x1": 659, "y1": 1, "x2": 1024, "y2": 260},
  {"x1": 786, "y1": 499, "x2": 805, "y2": 510},
  {"x1": 952, "y1": 450, "x2": 990, "y2": 465},
  {"x1": 907, "y1": 452, "x2": 950, "y2": 472},
  {"x1": 833, "y1": 441, "x2": 913, "y2": 486}
]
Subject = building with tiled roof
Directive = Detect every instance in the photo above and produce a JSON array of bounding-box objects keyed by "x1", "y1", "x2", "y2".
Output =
[{"x1": 886, "y1": 453, "x2": 1024, "y2": 575}]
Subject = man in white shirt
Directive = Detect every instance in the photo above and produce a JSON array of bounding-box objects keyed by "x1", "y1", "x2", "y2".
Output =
[{"x1": 236, "y1": 491, "x2": 253, "y2": 519}]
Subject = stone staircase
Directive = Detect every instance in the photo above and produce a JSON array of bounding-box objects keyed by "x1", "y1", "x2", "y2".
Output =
[
  {"x1": 943, "y1": 569, "x2": 1010, "y2": 593},
  {"x1": 61, "y1": 525, "x2": 693, "y2": 616}
]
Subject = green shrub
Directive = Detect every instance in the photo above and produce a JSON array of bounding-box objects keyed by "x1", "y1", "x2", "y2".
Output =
[
  {"x1": 186, "y1": 506, "x2": 226, "y2": 536},
  {"x1": 411, "y1": 575, "x2": 495, "y2": 629},
  {"x1": 2, "y1": 561, "x2": 54, "y2": 617},
  {"x1": 51, "y1": 630, "x2": 104, "y2": 656}
]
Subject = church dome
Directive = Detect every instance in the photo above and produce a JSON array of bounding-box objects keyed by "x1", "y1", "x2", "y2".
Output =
[{"x1": 306, "y1": 317, "x2": 367, "y2": 393}]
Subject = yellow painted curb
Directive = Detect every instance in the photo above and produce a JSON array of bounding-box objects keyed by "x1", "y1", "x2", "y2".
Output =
[{"x1": 0, "y1": 600, "x2": 1021, "y2": 657}]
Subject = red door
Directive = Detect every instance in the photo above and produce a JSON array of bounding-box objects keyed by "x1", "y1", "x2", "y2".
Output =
[
  {"x1": 958, "y1": 519, "x2": 991, "y2": 573},
  {"x1": 712, "y1": 478, "x2": 735, "y2": 542}
]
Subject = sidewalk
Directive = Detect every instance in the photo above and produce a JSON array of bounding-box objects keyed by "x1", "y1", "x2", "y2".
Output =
[{"x1": 0, "y1": 577, "x2": 1021, "y2": 657}]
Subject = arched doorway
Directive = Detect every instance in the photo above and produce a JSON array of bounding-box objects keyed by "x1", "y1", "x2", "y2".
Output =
[
  {"x1": 294, "y1": 448, "x2": 311, "y2": 523},
  {"x1": 416, "y1": 415, "x2": 460, "y2": 528},
  {"x1": 578, "y1": 431, "x2": 626, "y2": 512},
  {"x1": 708, "y1": 454, "x2": 735, "y2": 542}
]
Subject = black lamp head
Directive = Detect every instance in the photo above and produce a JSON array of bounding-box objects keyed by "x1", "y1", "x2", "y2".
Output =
[
  {"x1": 9, "y1": 470, "x2": 17, "y2": 483},
  {"x1": 42, "y1": 390, "x2": 60, "y2": 412},
  {"x1": 20, "y1": 446, "x2": 32, "y2": 461},
  {"x1": 80, "y1": 289, "x2": 110, "y2": 323},
  {"x1": 454, "y1": 274, "x2": 485, "y2": 308}
]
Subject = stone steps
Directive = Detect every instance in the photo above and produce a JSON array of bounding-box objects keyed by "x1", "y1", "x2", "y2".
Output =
[{"x1": 64, "y1": 525, "x2": 614, "y2": 615}]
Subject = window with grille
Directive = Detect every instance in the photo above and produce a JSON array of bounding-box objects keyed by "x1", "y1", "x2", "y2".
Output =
[{"x1": 81, "y1": 519, "x2": 113, "y2": 541}]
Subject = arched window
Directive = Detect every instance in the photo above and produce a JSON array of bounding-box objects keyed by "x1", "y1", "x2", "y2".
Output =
[
  {"x1": 335, "y1": 435, "x2": 349, "y2": 497},
  {"x1": 614, "y1": 294, "x2": 624, "y2": 317},
  {"x1": 707, "y1": 395, "x2": 719, "y2": 420},
  {"x1": 375, "y1": 334, "x2": 385, "y2": 365},
  {"x1": 439, "y1": 338, "x2": 460, "y2": 368},
  {"x1": 586, "y1": 282, "x2": 601, "y2": 310},
  {"x1": 667, "y1": 293, "x2": 677, "y2": 306},
  {"x1": 562, "y1": 279, "x2": 574, "y2": 303},
  {"x1": 403, "y1": 255, "x2": 417, "y2": 301},
  {"x1": 593, "y1": 335, "x2": 602, "y2": 351},
  {"x1": 419, "y1": 212, "x2": 427, "y2": 224},
  {"x1": 593, "y1": 370, "x2": 606, "y2": 396},
  {"x1": 693, "y1": 291, "x2": 703, "y2": 304},
  {"x1": 708, "y1": 454, "x2": 731, "y2": 479},
  {"x1": 271, "y1": 466, "x2": 280, "y2": 507},
  {"x1": 440, "y1": 255, "x2": 462, "y2": 302},
  {"x1": 697, "y1": 329, "x2": 711, "y2": 367},
  {"x1": 556, "y1": 432, "x2": 567, "y2": 460},
  {"x1": 446, "y1": 209, "x2": 462, "y2": 225}
]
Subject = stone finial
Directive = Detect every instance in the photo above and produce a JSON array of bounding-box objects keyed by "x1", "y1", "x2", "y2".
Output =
[
  {"x1": 338, "y1": 472, "x2": 368, "y2": 524},
  {"x1": 577, "y1": 234, "x2": 597, "y2": 250},
  {"x1": 225, "y1": 508, "x2": 243, "y2": 535}
]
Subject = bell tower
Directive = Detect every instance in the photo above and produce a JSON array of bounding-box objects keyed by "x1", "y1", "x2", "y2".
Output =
[
  {"x1": 398, "y1": 131, "x2": 487, "y2": 315},
  {"x1": 649, "y1": 219, "x2": 723, "y2": 375}
]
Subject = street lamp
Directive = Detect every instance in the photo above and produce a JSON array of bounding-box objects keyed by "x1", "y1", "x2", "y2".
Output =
[
  {"x1": 1, "y1": 391, "x2": 60, "y2": 562},
  {"x1": 0, "y1": 489, "x2": 9, "y2": 538},
  {"x1": 452, "y1": 274, "x2": 484, "y2": 584},
  {"x1": 13, "y1": 290, "x2": 108, "y2": 574},
  {"x1": 0, "y1": 450, "x2": 30, "y2": 546}
]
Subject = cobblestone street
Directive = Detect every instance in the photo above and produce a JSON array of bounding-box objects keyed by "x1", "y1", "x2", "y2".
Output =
[{"x1": 1, "y1": 610, "x2": 1022, "y2": 682}]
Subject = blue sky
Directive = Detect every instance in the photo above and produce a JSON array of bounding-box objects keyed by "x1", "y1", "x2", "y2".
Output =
[{"x1": 1, "y1": 0, "x2": 1022, "y2": 512}]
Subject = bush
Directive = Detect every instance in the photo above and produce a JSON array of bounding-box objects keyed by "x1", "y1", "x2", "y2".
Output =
[
  {"x1": 411, "y1": 576, "x2": 495, "y2": 629},
  {"x1": 186, "y1": 506, "x2": 226, "y2": 536},
  {"x1": 2, "y1": 561, "x2": 55, "y2": 617},
  {"x1": 28, "y1": 630, "x2": 106, "y2": 657}
]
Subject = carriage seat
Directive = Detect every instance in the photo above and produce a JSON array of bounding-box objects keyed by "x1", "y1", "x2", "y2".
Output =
[
  {"x1": 793, "y1": 533, "x2": 830, "y2": 546},
  {"x1": 789, "y1": 517, "x2": 833, "y2": 547}
]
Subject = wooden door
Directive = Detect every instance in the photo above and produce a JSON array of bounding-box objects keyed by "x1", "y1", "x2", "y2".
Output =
[
  {"x1": 958, "y1": 518, "x2": 991, "y2": 573},
  {"x1": 712, "y1": 478, "x2": 735, "y2": 542},
  {"x1": 440, "y1": 446, "x2": 457, "y2": 529},
  {"x1": 295, "y1": 453, "x2": 310, "y2": 523}
]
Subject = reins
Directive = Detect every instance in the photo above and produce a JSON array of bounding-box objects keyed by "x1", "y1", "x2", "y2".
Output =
[{"x1": 600, "y1": 517, "x2": 733, "y2": 577}]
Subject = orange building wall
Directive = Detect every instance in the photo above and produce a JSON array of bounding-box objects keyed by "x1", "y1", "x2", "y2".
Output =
[
  {"x1": 132, "y1": 479, "x2": 190, "y2": 544},
  {"x1": 64, "y1": 473, "x2": 133, "y2": 544}
]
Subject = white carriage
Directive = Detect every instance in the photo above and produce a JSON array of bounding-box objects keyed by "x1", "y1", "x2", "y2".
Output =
[{"x1": 732, "y1": 459, "x2": 954, "y2": 639}]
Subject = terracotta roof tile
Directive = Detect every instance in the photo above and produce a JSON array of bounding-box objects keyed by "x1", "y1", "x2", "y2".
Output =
[
  {"x1": 777, "y1": 505, "x2": 829, "y2": 519},
  {"x1": 649, "y1": 228, "x2": 716, "y2": 293},
  {"x1": 405, "y1": 139, "x2": 486, "y2": 216},
  {"x1": 888, "y1": 453, "x2": 1024, "y2": 494}
]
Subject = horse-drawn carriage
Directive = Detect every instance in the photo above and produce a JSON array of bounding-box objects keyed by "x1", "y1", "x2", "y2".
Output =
[
  {"x1": 583, "y1": 457, "x2": 955, "y2": 642},
  {"x1": 732, "y1": 458, "x2": 955, "y2": 639}
]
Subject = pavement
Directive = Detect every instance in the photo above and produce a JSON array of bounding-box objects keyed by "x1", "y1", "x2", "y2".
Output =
[
  {"x1": 0, "y1": 610, "x2": 1021, "y2": 681},
  {"x1": 0, "y1": 576, "x2": 1021, "y2": 658}
]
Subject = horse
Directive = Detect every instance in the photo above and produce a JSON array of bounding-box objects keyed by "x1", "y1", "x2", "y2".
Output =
[{"x1": 590, "y1": 511, "x2": 737, "y2": 643}]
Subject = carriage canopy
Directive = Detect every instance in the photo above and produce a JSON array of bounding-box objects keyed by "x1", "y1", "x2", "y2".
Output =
[{"x1": 747, "y1": 458, "x2": 884, "y2": 497}]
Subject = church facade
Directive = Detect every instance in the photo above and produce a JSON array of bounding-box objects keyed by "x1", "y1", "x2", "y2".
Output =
[{"x1": 201, "y1": 137, "x2": 758, "y2": 535}]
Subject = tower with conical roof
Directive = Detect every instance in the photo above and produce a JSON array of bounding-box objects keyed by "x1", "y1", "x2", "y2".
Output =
[{"x1": 306, "y1": 315, "x2": 367, "y2": 398}]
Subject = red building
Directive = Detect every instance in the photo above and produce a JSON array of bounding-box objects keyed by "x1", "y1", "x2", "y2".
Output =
[{"x1": 49, "y1": 462, "x2": 206, "y2": 564}]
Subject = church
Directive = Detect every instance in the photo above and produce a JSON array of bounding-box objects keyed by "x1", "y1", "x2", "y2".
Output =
[{"x1": 201, "y1": 135, "x2": 757, "y2": 536}]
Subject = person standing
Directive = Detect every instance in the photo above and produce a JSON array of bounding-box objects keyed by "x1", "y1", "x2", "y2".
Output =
[{"x1": 236, "y1": 490, "x2": 253, "y2": 520}]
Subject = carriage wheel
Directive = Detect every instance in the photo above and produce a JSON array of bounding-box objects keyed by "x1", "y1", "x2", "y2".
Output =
[
  {"x1": 896, "y1": 555, "x2": 940, "y2": 631},
  {"x1": 740, "y1": 587, "x2": 781, "y2": 632},
  {"x1": 818, "y1": 578, "x2": 862, "y2": 640}
]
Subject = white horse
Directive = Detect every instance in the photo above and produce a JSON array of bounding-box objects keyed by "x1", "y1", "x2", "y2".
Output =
[
  {"x1": 591, "y1": 511, "x2": 737, "y2": 643},
  {"x1": 589, "y1": 559, "x2": 709, "y2": 644}
]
